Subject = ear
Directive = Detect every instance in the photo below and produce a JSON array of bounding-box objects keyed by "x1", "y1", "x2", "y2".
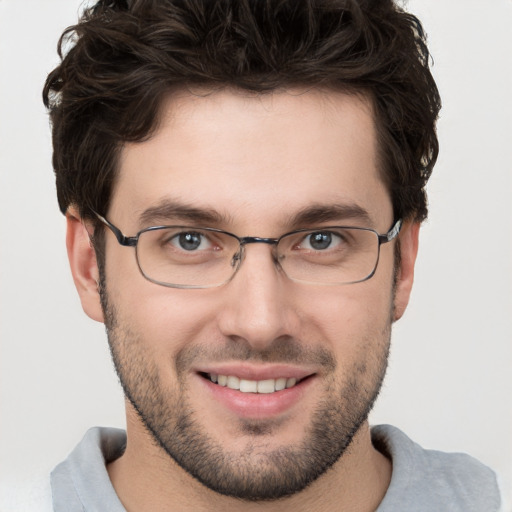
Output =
[
  {"x1": 66, "y1": 207, "x2": 105, "y2": 323},
  {"x1": 393, "y1": 221, "x2": 420, "y2": 322}
]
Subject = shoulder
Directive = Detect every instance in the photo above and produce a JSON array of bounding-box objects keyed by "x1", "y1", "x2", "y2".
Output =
[
  {"x1": 51, "y1": 426, "x2": 127, "y2": 511},
  {"x1": 372, "y1": 424, "x2": 502, "y2": 512}
]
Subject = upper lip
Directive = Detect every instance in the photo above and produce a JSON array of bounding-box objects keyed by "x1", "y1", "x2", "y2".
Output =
[{"x1": 195, "y1": 363, "x2": 316, "y2": 381}]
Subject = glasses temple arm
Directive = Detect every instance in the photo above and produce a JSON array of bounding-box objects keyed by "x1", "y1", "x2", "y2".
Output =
[
  {"x1": 378, "y1": 219, "x2": 402, "y2": 244},
  {"x1": 94, "y1": 212, "x2": 138, "y2": 247}
]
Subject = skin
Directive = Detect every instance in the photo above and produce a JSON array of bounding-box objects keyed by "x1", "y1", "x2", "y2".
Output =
[{"x1": 66, "y1": 88, "x2": 419, "y2": 512}]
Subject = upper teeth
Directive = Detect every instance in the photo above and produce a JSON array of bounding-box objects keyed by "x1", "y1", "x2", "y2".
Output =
[{"x1": 209, "y1": 374, "x2": 297, "y2": 393}]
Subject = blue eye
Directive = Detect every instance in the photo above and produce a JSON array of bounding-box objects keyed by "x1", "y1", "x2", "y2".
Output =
[
  {"x1": 172, "y1": 231, "x2": 211, "y2": 251},
  {"x1": 302, "y1": 231, "x2": 342, "y2": 251},
  {"x1": 308, "y1": 232, "x2": 332, "y2": 250}
]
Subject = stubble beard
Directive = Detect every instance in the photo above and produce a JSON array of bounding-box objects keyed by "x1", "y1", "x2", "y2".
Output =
[{"x1": 99, "y1": 277, "x2": 391, "y2": 501}]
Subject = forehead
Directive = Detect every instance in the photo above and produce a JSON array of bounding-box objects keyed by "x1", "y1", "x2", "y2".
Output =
[{"x1": 111, "y1": 88, "x2": 392, "y2": 231}]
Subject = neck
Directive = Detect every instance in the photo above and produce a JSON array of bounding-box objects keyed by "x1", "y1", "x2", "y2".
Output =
[{"x1": 107, "y1": 411, "x2": 391, "y2": 512}]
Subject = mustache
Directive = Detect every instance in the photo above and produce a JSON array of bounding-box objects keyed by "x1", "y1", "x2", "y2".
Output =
[{"x1": 175, "y1": 336, "x2": 336, "y2": 374}]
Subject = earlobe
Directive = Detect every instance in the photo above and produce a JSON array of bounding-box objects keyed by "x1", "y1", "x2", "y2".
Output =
[
  {"x1": 66, "y1": 208, "x2": 105, "y2": 323},
  {"x1": 393, "y1": 221, "x2": 420, "y2": 322}
]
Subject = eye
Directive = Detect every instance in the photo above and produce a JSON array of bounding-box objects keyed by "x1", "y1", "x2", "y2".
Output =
[
  {"x1": 300, "y1": 231, "x2": 343, "y2": 251},
  {"x1": 170, "y1": 231, "x2": 212, "y2": 251}
]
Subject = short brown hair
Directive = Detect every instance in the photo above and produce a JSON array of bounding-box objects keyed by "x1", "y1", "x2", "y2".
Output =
[{"x1": 43, "y1": 0, "x2": 441, "y2": 224}]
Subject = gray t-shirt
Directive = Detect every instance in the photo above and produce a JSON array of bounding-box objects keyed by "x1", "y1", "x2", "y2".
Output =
[{"x1": 49, "y1": 424, "x2": 501, "y2": 511}]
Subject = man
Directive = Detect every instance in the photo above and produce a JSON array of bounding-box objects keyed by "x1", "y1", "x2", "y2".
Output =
[{"x1": 38, "y1": 0, "x2": 501, "y2": 510}]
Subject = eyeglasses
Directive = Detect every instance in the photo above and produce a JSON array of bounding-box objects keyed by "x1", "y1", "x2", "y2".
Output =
[{"x1": 95, "y1": 213, "x2": 402, "y2": 289}]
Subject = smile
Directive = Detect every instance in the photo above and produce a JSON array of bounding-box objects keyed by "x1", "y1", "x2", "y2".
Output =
[{"x1": 205, "y1": 373, "x2": 300, "y2": 394}]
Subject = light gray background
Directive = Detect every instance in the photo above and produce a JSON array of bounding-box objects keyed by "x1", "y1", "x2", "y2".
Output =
[{"x1": 1, "y1": 0, "x2": 511, "y2": 502}]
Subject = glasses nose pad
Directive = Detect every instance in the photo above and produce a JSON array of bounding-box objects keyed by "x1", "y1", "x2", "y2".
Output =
[
  {"x1": 271, "y1": 243, "x2": 285, "y2": 268},
  {"x1": 230, "y1": 248, "x2": 244, "y2": 269}
]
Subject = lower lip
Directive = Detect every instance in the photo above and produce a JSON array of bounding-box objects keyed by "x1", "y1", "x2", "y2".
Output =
[{"x1": 197, "y1": 374, "x2": 315, "y2": 419}]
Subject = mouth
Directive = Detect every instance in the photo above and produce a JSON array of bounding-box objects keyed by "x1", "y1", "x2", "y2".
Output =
[
  {"x1": 199, "y1": 372, "x2": 305, "y2": 394},
  {"x1": 196, "y1": 367, "x2": 317, "y2": 418}
]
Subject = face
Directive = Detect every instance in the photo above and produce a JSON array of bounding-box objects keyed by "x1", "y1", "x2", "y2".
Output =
[{"x1": 74, "y1": 89, "x2": 417, "y2": 500}]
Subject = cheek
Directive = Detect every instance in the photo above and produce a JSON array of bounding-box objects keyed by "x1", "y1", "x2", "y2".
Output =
[
  {"x1": 306, "y1": 290, "x2": 392, "y2": 397},
  {"x1": 106, "y1": 261, "x2": 222, "y2": 363},
  {"x1": 295, "y1": 278, "x2": 394, "y2": 356}
]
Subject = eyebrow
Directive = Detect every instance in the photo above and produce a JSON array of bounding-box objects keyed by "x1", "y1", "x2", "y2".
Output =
[
  {"x1": 288, "y1": 203, "x2": 373, "y2": 228},
  {"x1": 138, "y1": 199, "x2": 230, "y2": 228},
  {"x1": 138, "y1": 199, "x2": 373, "y2": 230}
]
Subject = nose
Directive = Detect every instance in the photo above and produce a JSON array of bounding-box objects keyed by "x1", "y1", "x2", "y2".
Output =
[{"x1": 217, "y1": 243, "x2": 299, "y2": 351}]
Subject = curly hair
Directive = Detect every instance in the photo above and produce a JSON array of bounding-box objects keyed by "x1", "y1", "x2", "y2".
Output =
[{"x1": 43, "y1": 0, "x2": 440, "y2": 225}]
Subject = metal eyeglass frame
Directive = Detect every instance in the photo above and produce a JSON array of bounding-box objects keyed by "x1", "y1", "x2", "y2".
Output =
[{"x1": 94, "y1": 212, "x2": 402, "y2": 289}]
